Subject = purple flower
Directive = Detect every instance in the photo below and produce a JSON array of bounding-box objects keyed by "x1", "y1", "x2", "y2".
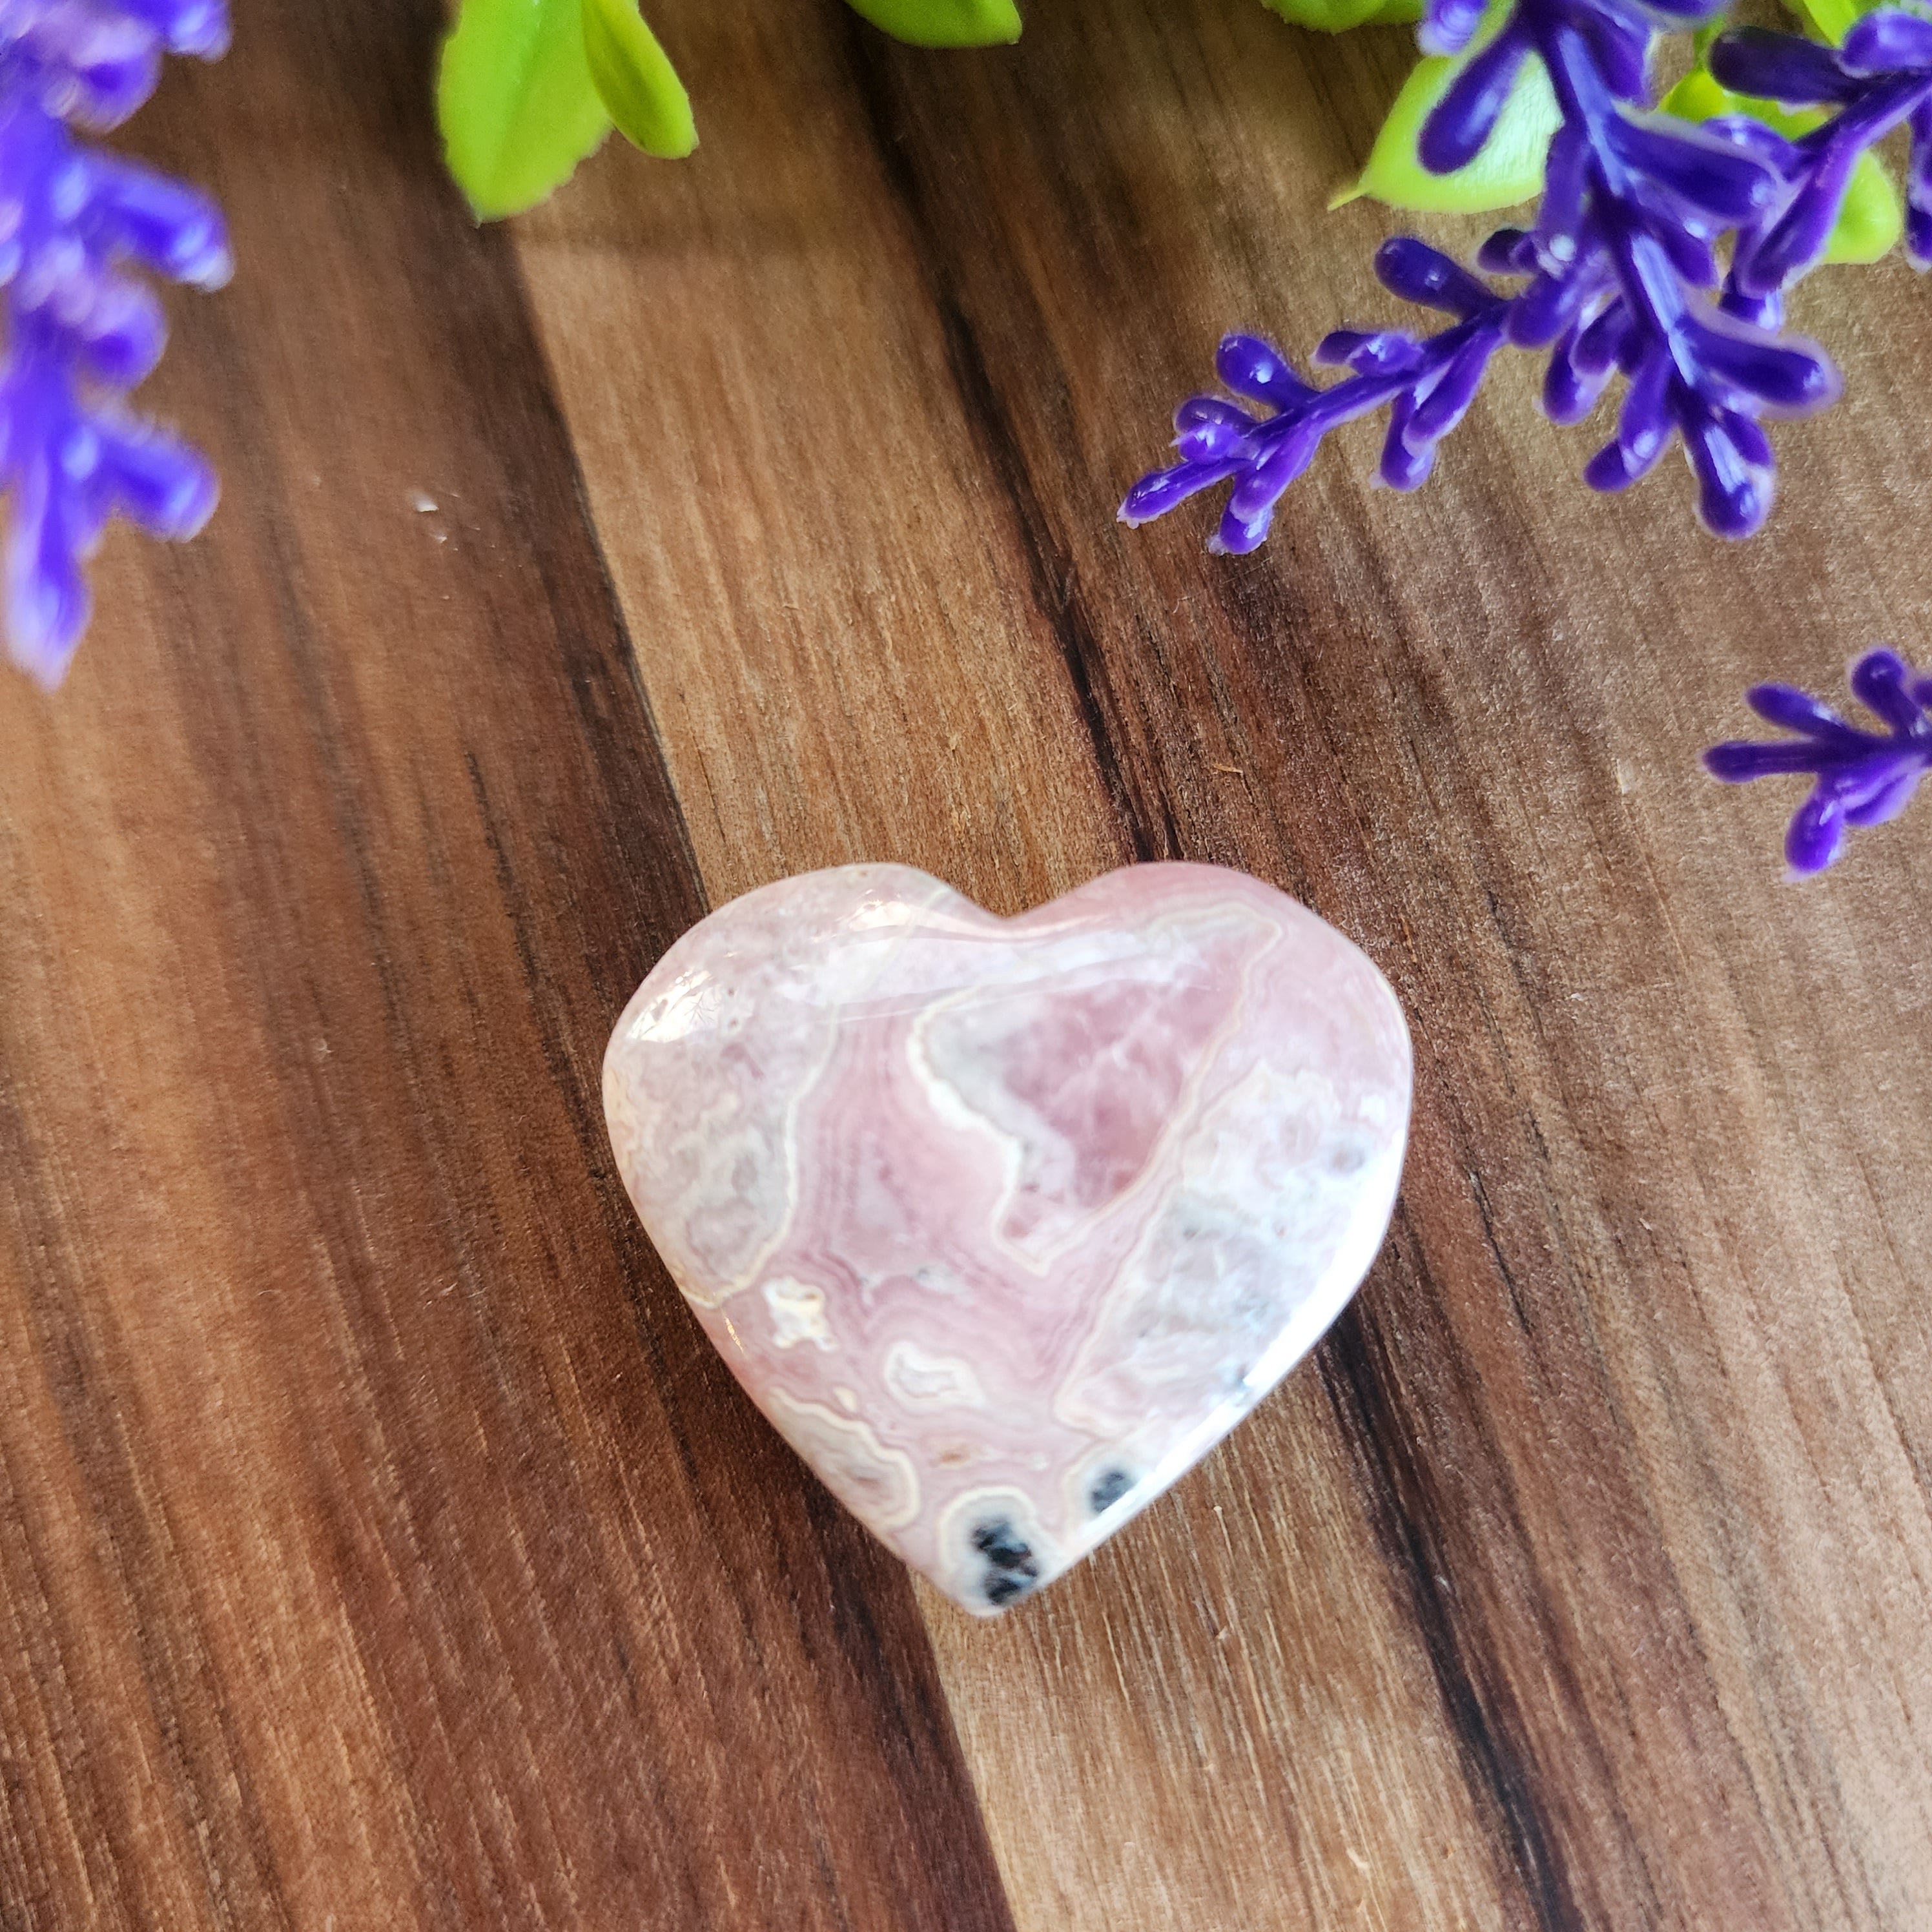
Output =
[
  {"x1": 1, "y1": 0, "x2": 231, "y2": 688},
  {"x1": 1122, "y1": 1, "x2": 1932, "y2": 876},
  {"x1": 1124, "y1": 0, "x2": 1880, "y2": 550},
  {"x1": 1121, "y1": 240, "x2": 1508, "y2": 553},
  {"x1": 1705, "y1": 649, "x2": 1932, "y2": 872},
  {"x1": 1712, "y1": 15, "x2": 1932, "y2": 291}
]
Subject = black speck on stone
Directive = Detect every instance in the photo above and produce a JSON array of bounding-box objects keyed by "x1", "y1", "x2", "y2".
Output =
[
  {"x1": 971, "y1": 1519, "x2": 1035, "y2": 1573},
  {"x1": 1088, "y1": 1468, "x2": 1135, "y2": 1514},
  {"x1": 971, "y1": 1518, "x2": 1040, "y2": 1607}
]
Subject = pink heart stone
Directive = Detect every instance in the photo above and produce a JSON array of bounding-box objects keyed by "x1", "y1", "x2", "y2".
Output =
[{"x1": 603, "y1": 863, "x2": 1412, "y2": 1615}]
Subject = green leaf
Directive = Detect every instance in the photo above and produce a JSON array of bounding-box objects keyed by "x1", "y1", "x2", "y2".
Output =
[
  {"x1": 1262, "y1": 0, "x2": 1423, "y2": 30},
  {"x1": 1346, "y1": 40, "x2": 1560, "y2": 212},
  {"x1": 582, "y1": 0, "x2": 696, "y2": 157},
  {"x1": 841, "y1": 0, "x2": 1022, "y2": 48},
  {"x1": 1781, "y1": 0, "x2": 1864, "y2": 46},
  {"x1": 438, "y1": 0, "x2": 612, "y2": 221},
  {"x1": 1662, "y1": 68, "x2": 1902, "y2": 266}
]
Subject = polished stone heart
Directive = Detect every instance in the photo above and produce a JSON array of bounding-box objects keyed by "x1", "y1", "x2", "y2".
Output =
[{"x1": 602, "y1": 863, "x2": 1412, "y2": 1615}]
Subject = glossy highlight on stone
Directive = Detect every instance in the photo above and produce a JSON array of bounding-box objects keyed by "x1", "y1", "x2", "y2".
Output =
[{"x1": 602, "y1": 863, "x2": 1413, "y2": 1615}]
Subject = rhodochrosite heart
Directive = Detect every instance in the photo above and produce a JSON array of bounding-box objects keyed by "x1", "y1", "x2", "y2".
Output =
[{"x1": 602, "y1": 863, "x2": 1412, "y2": 1615}]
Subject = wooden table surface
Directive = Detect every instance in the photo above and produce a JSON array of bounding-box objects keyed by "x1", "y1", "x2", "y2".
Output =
[{"x1": 5, "y1": 3, "x2": 1931, "y2": 1927}]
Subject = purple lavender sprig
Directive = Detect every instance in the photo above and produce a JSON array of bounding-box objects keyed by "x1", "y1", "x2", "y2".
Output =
[
  {"x1": 1123, "y1": 0, "x2": 1893, "y2": 548},
  {"x1": 1125, "y1": 2, "x2": 1932, "y2": 868},
  {"x1": 1705, "y1": 648, "x2": 1932, "y2": 872},
  {"x1": 1711, "y1": 15, "x2": 1932, "y2": 313},
  {"x1": 1122, "y1": 239, "x2": 1511, "y2": 553},
  {"x1": 1, "y1": 0, "x2": 231, "y2": 689}
]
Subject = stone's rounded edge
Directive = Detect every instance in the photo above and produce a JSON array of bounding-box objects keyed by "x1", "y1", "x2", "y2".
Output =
[
  {"x1": 604, "y1": 858, "x2": 1413, "y2": 1069},
  {"x1": 996, "y1": 1133, "x2": 1411, "y2": 1613},
  {"x1": 1192, "y1": 859, "x2": 1412, "y2": 1050},
  {"x1": 1036, "y1": 857, "x2": 1416, "y2": 1073},
  {"x1": 603, "y1": 861, "x2": 960, "y2": 1064},
  {"x1": 599, "y1": 862, "x2": 967, "y2": 1304}
]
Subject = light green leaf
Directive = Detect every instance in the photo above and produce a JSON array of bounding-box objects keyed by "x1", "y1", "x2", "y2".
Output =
[
  {"x1": 582, "y1": 0, "x2": 695, "y2": 158},
  {"x1": 438, "y1": 0, "x2": 611, "y2": 221},
  {"x1": 1263, "y1": 0, "x2": 1423, "y2": 30},
  {"x1": 841, "y1": 0, "x2": 1022, "y2": 48},
  {"x1": 1781, "y1": 0, "x2": 1863, "y2": 46},
  {"x1": 1346, "y1": 41, "x2": 1559, "y2": 212},
  {"x1": 1663, "y1": 68, "x2": 1902, "y2": 266}
]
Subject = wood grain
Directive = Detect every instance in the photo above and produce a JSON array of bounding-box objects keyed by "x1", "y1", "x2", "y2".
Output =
[
  {"x1": 2, "y1": 0, "x2": 1931, "y2": 1927},
  {"x1": 0, "y1": 8, "x2": 1010, "y2": 1930},
  {"x1": 522, "y1": 0, "x2": 1932, "y2": 1927}
]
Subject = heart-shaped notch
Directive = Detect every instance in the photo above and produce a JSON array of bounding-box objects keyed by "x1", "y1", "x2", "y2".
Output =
[{"x1": 604, "y1": 863, "x2": 1412, "y2": 1615}]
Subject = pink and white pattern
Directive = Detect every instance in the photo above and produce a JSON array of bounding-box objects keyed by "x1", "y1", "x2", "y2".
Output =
[{"x1": 604, "y1": 863, "x2": 1412, "y2": 1614}]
